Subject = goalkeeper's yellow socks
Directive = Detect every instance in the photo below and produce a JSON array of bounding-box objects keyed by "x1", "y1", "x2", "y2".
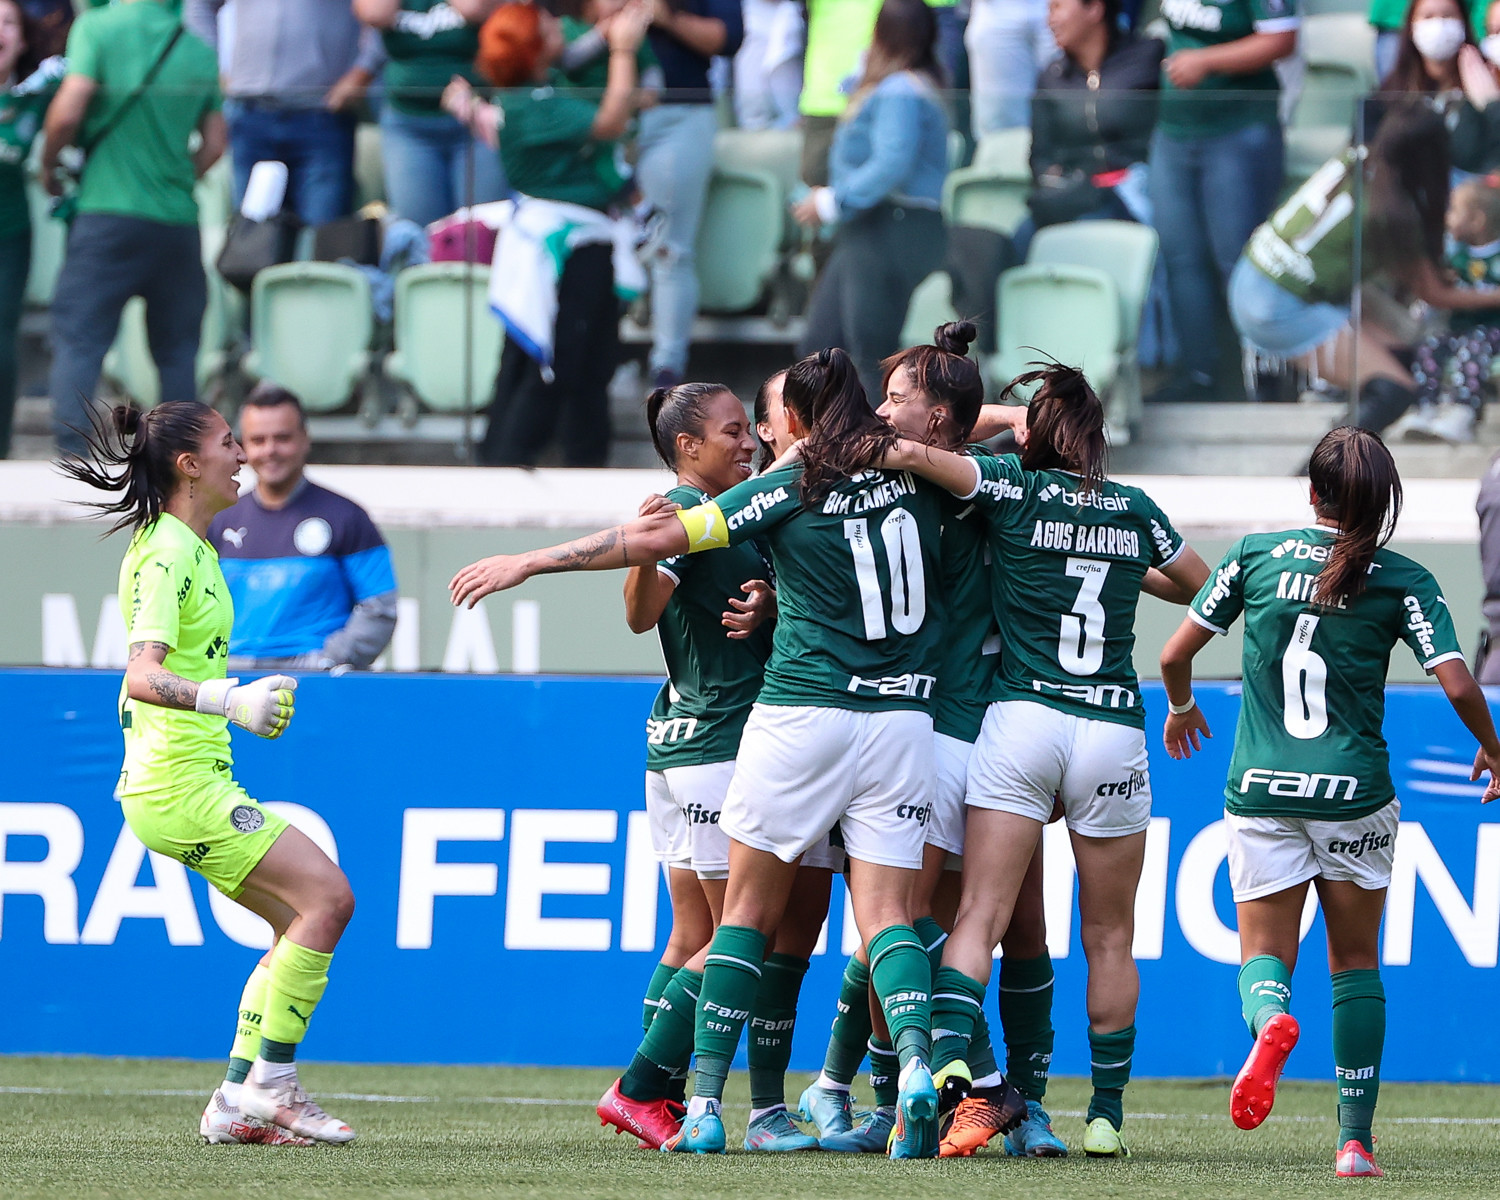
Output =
[
  {"x1": 221, "y1": 961, "x2": 271, "y2": 1101},
  {"x1": 257, "y1": 939, "x2": 333, "y2": 1067}
]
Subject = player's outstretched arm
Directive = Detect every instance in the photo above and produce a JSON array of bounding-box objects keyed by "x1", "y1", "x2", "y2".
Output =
[
  {"x1": 969, "y1": 404, "x2": 1030, "y2": 444},
  {"x1": 1143, "y1": 547, "x2": 1211, "y2": 605},
  {"x1": 878, "y1": 438, "x2": 984, "y2": 496},
  {"x1": 450, "y1": 508, "x2": 691, "y2": 609},
  {"x1": 1159, "y1": 618, "x2": 1215, "y2": 759},
  {"x1": 1431, "y1": 659, "x2": 1500, "y2": 802},
  {"x1": 623, "y1": 494, "x2": 684, "y2": 633}
]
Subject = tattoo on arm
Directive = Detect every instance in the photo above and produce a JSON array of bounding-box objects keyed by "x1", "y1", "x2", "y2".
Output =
[
  {"x1": 145, "y1": 670, "x2": 198, "y2": 710},
  {"x1": 127, "y1": 641, "x2": 172, "y2": 663},
  {"x1": 539, "y1": 527, "x2": 622, "y2": 574}
]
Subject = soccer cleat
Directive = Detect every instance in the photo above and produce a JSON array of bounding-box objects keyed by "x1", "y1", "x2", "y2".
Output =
[
  {"x1": 660, "y1": 1099, "x2": 726, "y2": 1154},
  {"x1": 820, "y1": 1107, "x2": 895, "y2": 1152},
  {"x1": 743, "y1": 1106, "x2": 820, "y2": 1152},
  {"x1": 199, "y1": 1088, "x2": 312, "y2": 1146},
  {"x1": 937, "y1": 1081, "x2": 1028, "y2": 1157},
  {"x1": 1003, "y1": 1100, "x2": 1069, "y2": 1157},
  {"x1": 932, "y1": 1059, "x2": 972, "y2": 1117},
  {"x1": 796, "y1": 1083, "x2": 853, "y2": 1139},
  {"x1": 1231, "y1": 1012, "x2": 1300, "y2": 1131},
  {"x1": 1336, "y1": 1138, "x2": 1383, "y2": 1178},
  {"x1": 596, "y1": 1079, "x2": 682, "y2": 1150},
  {"x1": 1082, "y1": 1115, "x2": 1129, "y2": 1158},
  {"x1": 888, "y1": 1059, "x2": 939, "y2": 1159},
  {"x1": 240, "y1": 1073, "x2": 355, "y2": 1144}
]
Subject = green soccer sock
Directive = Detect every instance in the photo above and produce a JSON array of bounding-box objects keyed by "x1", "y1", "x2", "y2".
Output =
[
  {"x1": 1087, "y1": 1025, "x2": 1136, "y2": 1131},
  {"x1": 748, "y1": 953, "x2": 809, "y2": 1111},
  {"x1": 930, "y1": 965, "x2": 986, "y2": 1073},
  {"x1": 820, "y1": 954, "x2": 872, "y2": 1087},
  {"x1": 968, "y1": 1011, "x2": 1000, "y2": 1082},
  {"x1": 621, "y1": 967, "x2": 703, "y2": 1102},
  {"x1": 642, "y1": 959, "x2": 678, "y2": 1033},
  {"x1": 868, "y1": 924, "x2": 932, "y2": 1068},
  {"x1": 693, "y1": 925, "x2": 767, "y2": 1103},
  {"x1": 913, "y1": 916, "x2": 949, "y2": 973},
  {"x1": 258, "y1": 939, "x2": 332, "y2": 1064},
  {"x1": 1332, "y1": 970, "x2": 1385, "y2": 1153},
  {"x1": 1238, "y1": 954, "x2": 1294, "y2": 1038},
  {"x1": 999, "y1": 952, "x2": 1055, "y2": 1102},
  {"x1": 225, "y1": 962, "x2": 270, "y2": 1084},
  {"x1": 869, "y1": 1037, "x2": 900, "y2": 1108}
]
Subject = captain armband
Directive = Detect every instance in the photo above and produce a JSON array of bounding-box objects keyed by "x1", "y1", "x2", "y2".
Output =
[{"x1": 675, "y1": 502, "x2": 731, "y2": 553}]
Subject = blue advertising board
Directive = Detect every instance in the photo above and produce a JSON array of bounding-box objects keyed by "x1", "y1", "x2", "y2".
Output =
[{"x1": 2, "y1": 670, "x2": 1496, "y2": 1081}]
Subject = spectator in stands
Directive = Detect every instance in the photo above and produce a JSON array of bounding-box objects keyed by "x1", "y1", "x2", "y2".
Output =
[
  {"x1": 1229, "y1": 103, "x2": 1500, "y2": 434},
  {"x1": 185, "y1": 0, "x2": 381, "y2": 225},
  {"x1": 445, "y1": 0, "x2": 649, "y2": 465},
  {"x1": 1381, "y1": 0, "x2": 1500, "y2": 176},
  {"x1": 1147, "y1": 0, "x2": 1297, "y2": 403},
  {"x1": 556, "y1": 0, "x2": 664, "y2": 98},
  {"x1": 0, "y1": 4, "x2": 62, "y2": 459},
  {"x1": 1476, "y1": 448, "x2": 1500, "y2": 683},
  {"x1": 209, "y1": 383, "x2": 398, "y2": 670},
  {"x1": 40, "y1": 0, "x2": 224, "y2": 457},
  {"x1": 19, "y1": 0, "x2": 69, "y2": 60},
  {"x1": 734, "y1": 0, "x2": 803, "y2": 130},
  {"x1": 354, "y1": 0, "x2": 506, "y2": 229},
  {"x1": 968, "y1": 0, "x2": 1056, "y2": 135},
  {"x1": 798, "y1": 0, "x2": 880, "y2": 186},
  {"x1": 635, "y1": 0, "x2": 743, "y2": 391},
  {"x1": 794, "y1": 0, "x2": 949, "y2": 400},
  {"x1": 1018, "y1": 0, "x2": 1162, "y2": 259}
]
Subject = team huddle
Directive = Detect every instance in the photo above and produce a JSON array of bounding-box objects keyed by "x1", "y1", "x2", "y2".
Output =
[{"x1": 67, "y1": 321, "x2": 1500, "y2": 1176}]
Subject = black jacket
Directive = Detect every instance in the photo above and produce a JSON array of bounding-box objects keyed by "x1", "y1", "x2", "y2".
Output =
[{"x1": 1029, "y1": 34, "x2": 1164, "y2": 181}]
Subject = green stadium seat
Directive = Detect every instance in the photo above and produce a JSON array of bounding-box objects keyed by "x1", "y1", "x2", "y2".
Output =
[
  {"x1": 244, "y1": 262, "x2": 374, "y2": 413},
  {"x1": 24, "y1": 177, "x2": 65, "y2": 307},
  {"x1": 354, "y1": 121, "x2": 386, "y2": 209},
  {"x1": 943, "y1": 169, "x2": 1030, "y2": 236},
  {"x1": 384, "y1": 263, "x2": 502, "y2": 420},
  {"x1": 695, "y1": 165, "x2": 784, "y2": 313},
  {"x1": 714, "y1": 126, "x2": 801, "y2": 248},
  {"x1": 992, "y1": 264, "x2": 1120, "y2": 416},
  {"x1": 1285, "y1": 14, "x2": 1376, "y2": 183},
  {"x1": 970, "y1": 127, "x2": 1031, "y2": 176}
]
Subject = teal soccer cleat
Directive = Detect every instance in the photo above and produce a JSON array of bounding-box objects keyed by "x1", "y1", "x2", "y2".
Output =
[
  {"x1": 796, "y1": 1083, "x2": 853, "y2": 1139},
  {"x1": 743, "y1": 1107, "x2": 820, "y2": 1152},
  {"x1": 660, "y1": 1099, "x2": 726, "y2": 1154},
  {"x1": 889, "y1": 1060, "x2": 939, "y2": 1159},
  {"x1": 820, "y1": 1106, "x2": 895, "y2": 1152},
  {"x1": 1003, "y1": 1100, "x2": 1069, "y2": 1157}
]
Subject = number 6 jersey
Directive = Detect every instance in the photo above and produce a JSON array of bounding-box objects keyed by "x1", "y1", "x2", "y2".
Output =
[{"x1": 1190, "y1": 527, "x2": 1464, "y2": 821}]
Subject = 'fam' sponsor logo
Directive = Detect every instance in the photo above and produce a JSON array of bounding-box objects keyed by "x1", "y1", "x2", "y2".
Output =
[{"x1": 1238, "y1": 768, "x2": 1358, "y2": 801}]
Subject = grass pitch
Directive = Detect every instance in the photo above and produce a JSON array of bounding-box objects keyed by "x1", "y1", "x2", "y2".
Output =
[{"x1": 2, "y1": 1056, "x2": 1496, "y2": 1200}]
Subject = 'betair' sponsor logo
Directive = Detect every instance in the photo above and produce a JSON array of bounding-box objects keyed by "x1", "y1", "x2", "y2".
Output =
[
  {"x1": 1404, "y1": 595, "x2": 1438, "y2": 659},
  {"x1": 725, "y1": 486, "x2": 789, "y2": 531},
  {"x1": 1238, "y1": 767, "x2": 1358, "y2": 801}
]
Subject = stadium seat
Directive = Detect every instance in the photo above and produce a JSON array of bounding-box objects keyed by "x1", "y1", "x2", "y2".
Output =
[
  {"x1": 101, "y1": 269, "x2": 242, "y2": 410},
  {"x1": 899, "y1": 270, "x2": 960, "y2": 350},
  {"x1": 24, "y1": 177, "x2": 65, "y2": 307},
  {"x1": 1027, "y1": 220, "x2": 1157, "y2": 439},
  {"x1": 1285, "y1": 14, "x2": 1376, "y2": 182},
  {"x1": 714, "y1": 128, "x2": 801, "y2": 217},
  {"x1": 970, "y1": 127, "x2": 1031, "y2": 176},
  {"x1": 354, "y1": 121, "x2": 386, "y2": 208},
  {"x1": 384, "y1": 262, "x2": 502, "y2": 422},
  {"x1": 991, "y1": 264, "x2": 1120, "y2": 417},
  {"x1": 244, "y1": 262, "x2": 374, "y2": 413},
  {"x1": 195, "y1": 159, "x2": 235, "y2": 264},
  {"x1": 695, "y1": 165, "x2": 784, "y2": 313}
]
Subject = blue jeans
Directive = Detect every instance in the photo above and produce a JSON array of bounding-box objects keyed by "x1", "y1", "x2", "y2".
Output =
[
  {"x1": 634, "y1": 104, "x2": 720, "y2": 376},
  {"x1": 967, "y1": 0, "x2": 1055, "y2": 135},
  {"x1": 1149, "y1": 120, "x2": 1284, "y2": 383},
  {"x1": 225, "y1": 100, "x2": 356, "y2": 225},
  {"x1": 379, "y1": 105, "x2": 506, "y2": 229}
]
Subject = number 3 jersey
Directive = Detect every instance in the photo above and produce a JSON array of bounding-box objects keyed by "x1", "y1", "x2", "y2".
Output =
[
  {"x1": 1190, "y1": 527, "x2": 1464, "y2": 820},
  {"x1": 966, "y1": 454, "x2": 1185, "y2": 729},
  {"x1": 675, "y1": 462, "x2": 946, "y2": 712}
]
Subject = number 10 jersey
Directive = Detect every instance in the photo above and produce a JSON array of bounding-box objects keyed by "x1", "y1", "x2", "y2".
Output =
[{"x1": 1190, "y1": 527, "x2": 1465, "y2": 820}]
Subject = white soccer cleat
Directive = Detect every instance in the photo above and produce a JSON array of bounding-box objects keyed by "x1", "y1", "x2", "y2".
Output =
[
  {"x1": 199, "y1": 1087, "x2": 313, "y2": 1146},
  {"x1": 240, "y1": 1074, "x2": 356, "y2": 1144}
]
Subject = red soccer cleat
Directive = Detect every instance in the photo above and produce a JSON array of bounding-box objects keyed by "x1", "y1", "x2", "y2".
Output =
[
  {"x1": 596, "y1": 1079, "x2": 683, "y2": 1150},
  {"x1": 1231, "y1": 1012, "x2": 1300, "y2": 1130},
  {"x1": 1336, "y1": 1138, "x2": 1384, "y2": 1177}
]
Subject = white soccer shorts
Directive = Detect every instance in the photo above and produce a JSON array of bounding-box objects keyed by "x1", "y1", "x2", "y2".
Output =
[
  {"x1": 1226, "y1": 800, "x2": 1400, "y2": 902},
  {"x1": 930, "y1": 732, "x2": 973, "y2": 857},
  {"x1": 967, "y1": 700, "x2": 1152, "y2": 837},
  {"x1": 722, "y1": 704, "x2": 934, "y2": 870},
  {"x1": 645, "y1": 769, "x2": 692, "y2": 873}
]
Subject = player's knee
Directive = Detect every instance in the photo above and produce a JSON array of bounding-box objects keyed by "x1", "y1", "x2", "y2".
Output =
[{"x1": 323, "y1": 875, "x2": 355, "y2": 932}]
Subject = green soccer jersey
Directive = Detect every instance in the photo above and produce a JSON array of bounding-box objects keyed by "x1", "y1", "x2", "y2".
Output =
[
  {"x1": 935, "y1": 450, "x2": 1002, "y2": 744},
  {"x1": 1190, "y1": 527, "x2": 1464, "y2": 820},
  {"x1": 1445, "y1": 238, "x2": 1500, "y2": 333},
  {"x1": 0, "y1": 58, "x2": 64, "y2": 242},
  {"x1": 967, "y1": 455, "x2": 1185, "y2": 729},
  {"x1": 116, "y1": 513, "x2": 235, "y2": 796},
  {"x1": 677, "y1": 462, "x2": 946, "y2": 712},
  {"x1": 646, "y1": 485, "x2": 774, "y2": 770},
  {"x1": 1158, "y1": 0, "x2": 1299, "y2": 138},
  {"x1": 1247, "y1": 152, "x2": 1362, "y2": 305},
  {"x1": 382, "y1": 0, "x2": 483, "y2": 116}
]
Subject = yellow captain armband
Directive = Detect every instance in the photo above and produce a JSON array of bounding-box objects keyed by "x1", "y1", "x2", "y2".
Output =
[{"x1": 676, "y1": 502, "x2": 731, "y2": 553}]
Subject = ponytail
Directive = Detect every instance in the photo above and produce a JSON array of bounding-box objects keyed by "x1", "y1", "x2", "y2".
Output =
[
  {"x1": 878, "y1": 320, "x2": 984, "y2": 448},
  {"x1": 1306, "y1": 425, "x2": 1403, "y2": 605},
  {"x1": 58, "y1": 401, "x2": 218, "y2": 536},
  {"x1": 1009, "y1": 363, "x2": 1107, "y2": 492},
  {"x1": 646, "y1": 381, "x2": 730, "y2": 470},
  {"x1": 785, "y1": 348, "x2": 897, "y2": 505}
]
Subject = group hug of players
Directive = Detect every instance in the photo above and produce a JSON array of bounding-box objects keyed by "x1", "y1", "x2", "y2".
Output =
[{"x1": 73, "y1": 320, "x2": 1500, "y2": 1176}]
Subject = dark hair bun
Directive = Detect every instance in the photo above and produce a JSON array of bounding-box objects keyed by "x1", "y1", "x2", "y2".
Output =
[
  {"x1": 934, "y1": 321, "x2": 977, "y2": 357},
  {"x1": 112, "y1": 405, "x2": 142, "y2": 438}
]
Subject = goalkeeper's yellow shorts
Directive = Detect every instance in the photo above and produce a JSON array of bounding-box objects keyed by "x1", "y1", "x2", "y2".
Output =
[{"x1": 119, "y1": 772, "x2": 289, "y2": 899}]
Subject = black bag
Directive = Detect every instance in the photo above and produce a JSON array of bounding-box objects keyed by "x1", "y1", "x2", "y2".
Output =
[
  {"x1": 1025, "y1": 171, "x2": 1103, "y2": 229},
  {"x1": 216, "y1": 211, "x2": 302, "y2": 291},
  {"x1": 944, "y1": 225, "x2": 1018, "y2": 357},
  {"x1": 313, "y1": 216, "x2": 382, "y2": 266}
]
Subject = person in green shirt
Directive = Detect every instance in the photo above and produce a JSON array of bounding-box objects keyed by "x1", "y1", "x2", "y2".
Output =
[
  {"x1": 354, "y1": 0, "x2": 507, "y2": 227},
  {"x1": 58, "y1": 400, "x2": 358, "y2": 1147},
  {"x1": 0, "y1": 1, "x2": 63, "y2": 458},
  {"x1": 1159, "y1": 425, "x2": 1500, "y2": 1179},
  {"x1": 39, "y1": 0, "x2": 222, "y2": 458},
  {"x1": 875, "y1": 362, "x2": 1209, "y2": 1159}
]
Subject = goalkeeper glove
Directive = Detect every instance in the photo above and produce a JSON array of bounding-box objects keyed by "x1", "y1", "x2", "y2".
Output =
[{"x1": 195, "y1": 674, "x2": 298, "y2": 739}]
